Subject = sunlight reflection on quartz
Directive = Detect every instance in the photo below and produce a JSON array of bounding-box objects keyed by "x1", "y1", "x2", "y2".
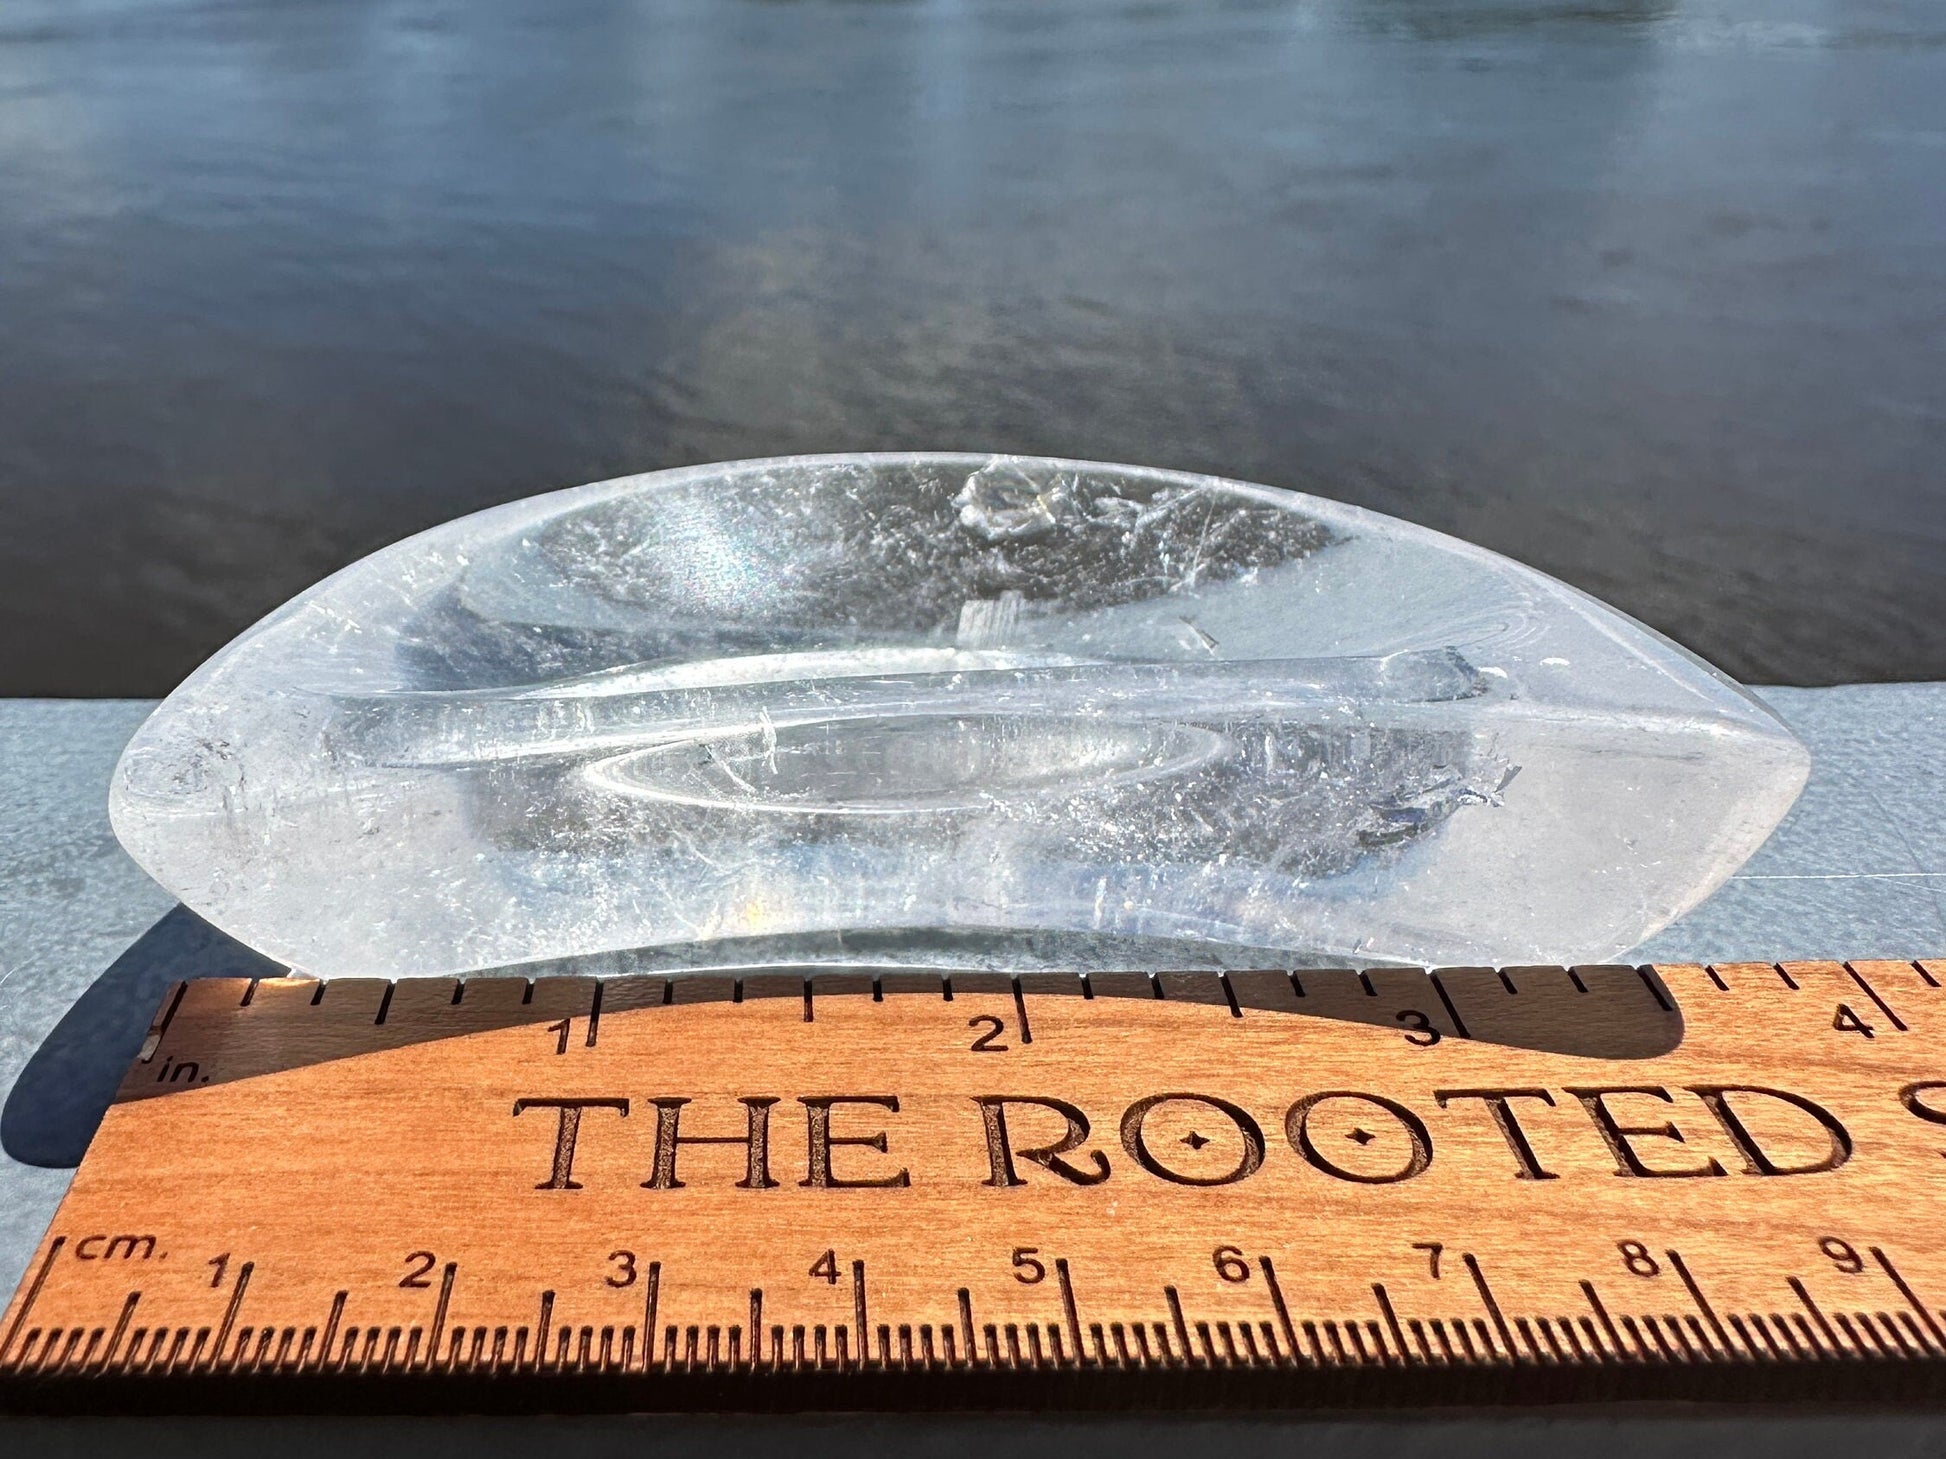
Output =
[{"x1": 109, "y1": 454, "x2": 1809, "y2": 979}]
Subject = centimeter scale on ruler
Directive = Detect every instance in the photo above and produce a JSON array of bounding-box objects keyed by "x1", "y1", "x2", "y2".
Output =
[{"x1": 7, "y1": 957, "x2": 1946, "y2": 1411}]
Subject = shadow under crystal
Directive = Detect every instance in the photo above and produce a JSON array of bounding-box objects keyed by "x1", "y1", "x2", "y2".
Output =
[{"x1": 3, "y1": 911, "x2": 1682, "y2": 1168}]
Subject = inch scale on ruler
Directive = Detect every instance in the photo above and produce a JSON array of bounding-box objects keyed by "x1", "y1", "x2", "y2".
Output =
[{"x1": 4, "y1": 958, "x2": 1946, "y2": 1411}]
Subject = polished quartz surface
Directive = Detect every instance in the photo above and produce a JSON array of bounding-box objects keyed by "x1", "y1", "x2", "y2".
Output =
[{"x1": 109, "y1": 455, "x2": 1807, "y2": 977}]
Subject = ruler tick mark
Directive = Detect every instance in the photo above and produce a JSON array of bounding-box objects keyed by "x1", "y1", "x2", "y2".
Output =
[
  {"x1": 1258, "y1": 1257, "x2": 1300, "y2": 1362},
  {"x1": 1833, "y1": 1309, "x2": 1867, "y2": 1357},
  {"x1": 1789, "y1": 1276, "x2": 1844, "y2": 1356},
  {"x1": 1373, "y1": 1284, "x2": 1412, "y2": 1364},
  {"x1": 427, "y1": 1262, "x2": 457, "y2": 1369},
  {"x1": 160, "y1": 980, "x2": 191, "y2": 1032},
  {"x1": 1165, "y1": 1286, "x2": 1193, "y2": 1365},
  {"x1": 1427, "y1": 972, "x2": 1471, "y2": 1039},
  {"x1": 535, "y1": 1291, "x2": 554, "y2": 1372},
  {"x1": 1871, "y1": 1247, "x2": 1946, "y2": 1351},
  {"x1": 1666, "y1": 1250, "x2": 1734, "y2": 1358},
  {"x1": 0, "y1": 1236, "x2": 64, "y2": 1364},
  {"x1": 140, "y1": 983, "x2": 190, "y2": 1062},
  {"x1": 102, "y1": 1292, "x2": 139, "y2": 1371},
  {"x1": 643, "y1": 1262, "x2": 661, "y2": 1373},
  {"x1": 1579, "y1": 1281, "x2": 1625, "y2": 1361},
  {"x1": 212, "y1": 1262, "x2": 253, "y2": 1367},
  {"x1": 317, "y1": 1292, "x2": 345, "y2": 1373},
  {"x1": 1055, "y1": 1258, "x2": 1083, "y2": 1359},
  {"x1": 1464, "y1": 1254, "x2": 1518, "y2": 1362},
  {"x1": 1636, "y1": 967, "x2": 1675, "y2": 1011},
  {"x1": 1846, "y1": 965, "x2": 1908, "y2": 1032},
  {"x1": 852, "y1": 1261, "x2": 869, "y2": 1363}
]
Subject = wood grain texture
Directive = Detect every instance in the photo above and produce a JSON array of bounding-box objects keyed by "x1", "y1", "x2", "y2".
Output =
[{"x1": 4, "y1": 960, "x2": 1946, "y2": 1411}]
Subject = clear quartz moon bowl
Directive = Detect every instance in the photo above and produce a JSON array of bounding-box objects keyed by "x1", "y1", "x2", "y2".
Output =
[{"x1": 110, "y1": 454, "x2": 1808, "y2": 978}]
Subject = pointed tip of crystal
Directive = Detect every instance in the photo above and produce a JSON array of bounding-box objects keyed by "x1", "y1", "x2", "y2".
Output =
[{"x1": 111, "y1": 454, "x2": 1808, "y2": 978}]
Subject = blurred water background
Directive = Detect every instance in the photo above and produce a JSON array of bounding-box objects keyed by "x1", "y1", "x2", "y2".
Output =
[{"x1": 0, "y1": 0, "x2": 1941, "y2": 694}]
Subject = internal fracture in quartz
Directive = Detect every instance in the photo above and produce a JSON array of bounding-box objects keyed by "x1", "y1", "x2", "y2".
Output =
[{"x1": 110, "y1": 454, "x2": 1810, "y2": 979}]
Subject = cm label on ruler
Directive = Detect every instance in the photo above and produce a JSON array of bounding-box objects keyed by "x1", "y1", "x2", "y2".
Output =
[{"x1": 9, "y1": 958, "x2": 1946, "y2": 1392}]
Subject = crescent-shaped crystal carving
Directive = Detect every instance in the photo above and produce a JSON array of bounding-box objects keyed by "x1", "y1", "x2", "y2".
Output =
[{"x1": 110, "y1": 455, "x2": 1808, "y2": 977}]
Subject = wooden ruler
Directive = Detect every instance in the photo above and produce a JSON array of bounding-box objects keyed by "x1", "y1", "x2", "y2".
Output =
[{"x1": 6, "y1": 958, "x2": 1946, "y2": 1412}]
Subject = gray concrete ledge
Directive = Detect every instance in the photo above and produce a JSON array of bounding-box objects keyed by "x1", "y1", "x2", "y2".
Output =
[{"x1": 2, "y1": 686, "x2": 1942, "y2": 1292}]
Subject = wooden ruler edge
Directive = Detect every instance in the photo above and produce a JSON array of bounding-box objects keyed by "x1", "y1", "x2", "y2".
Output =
[{"x1": 4, "y1": 958, "x2": 1945, "y2": 1414}]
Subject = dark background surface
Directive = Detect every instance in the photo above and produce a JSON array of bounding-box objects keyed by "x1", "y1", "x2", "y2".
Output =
[
  {"x1": 1, "y1": 0, "x2": 1942, "y2": 694},
  {"x1": 7, "y1": 1412, "x2": 1946, "y2": 1456}
]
